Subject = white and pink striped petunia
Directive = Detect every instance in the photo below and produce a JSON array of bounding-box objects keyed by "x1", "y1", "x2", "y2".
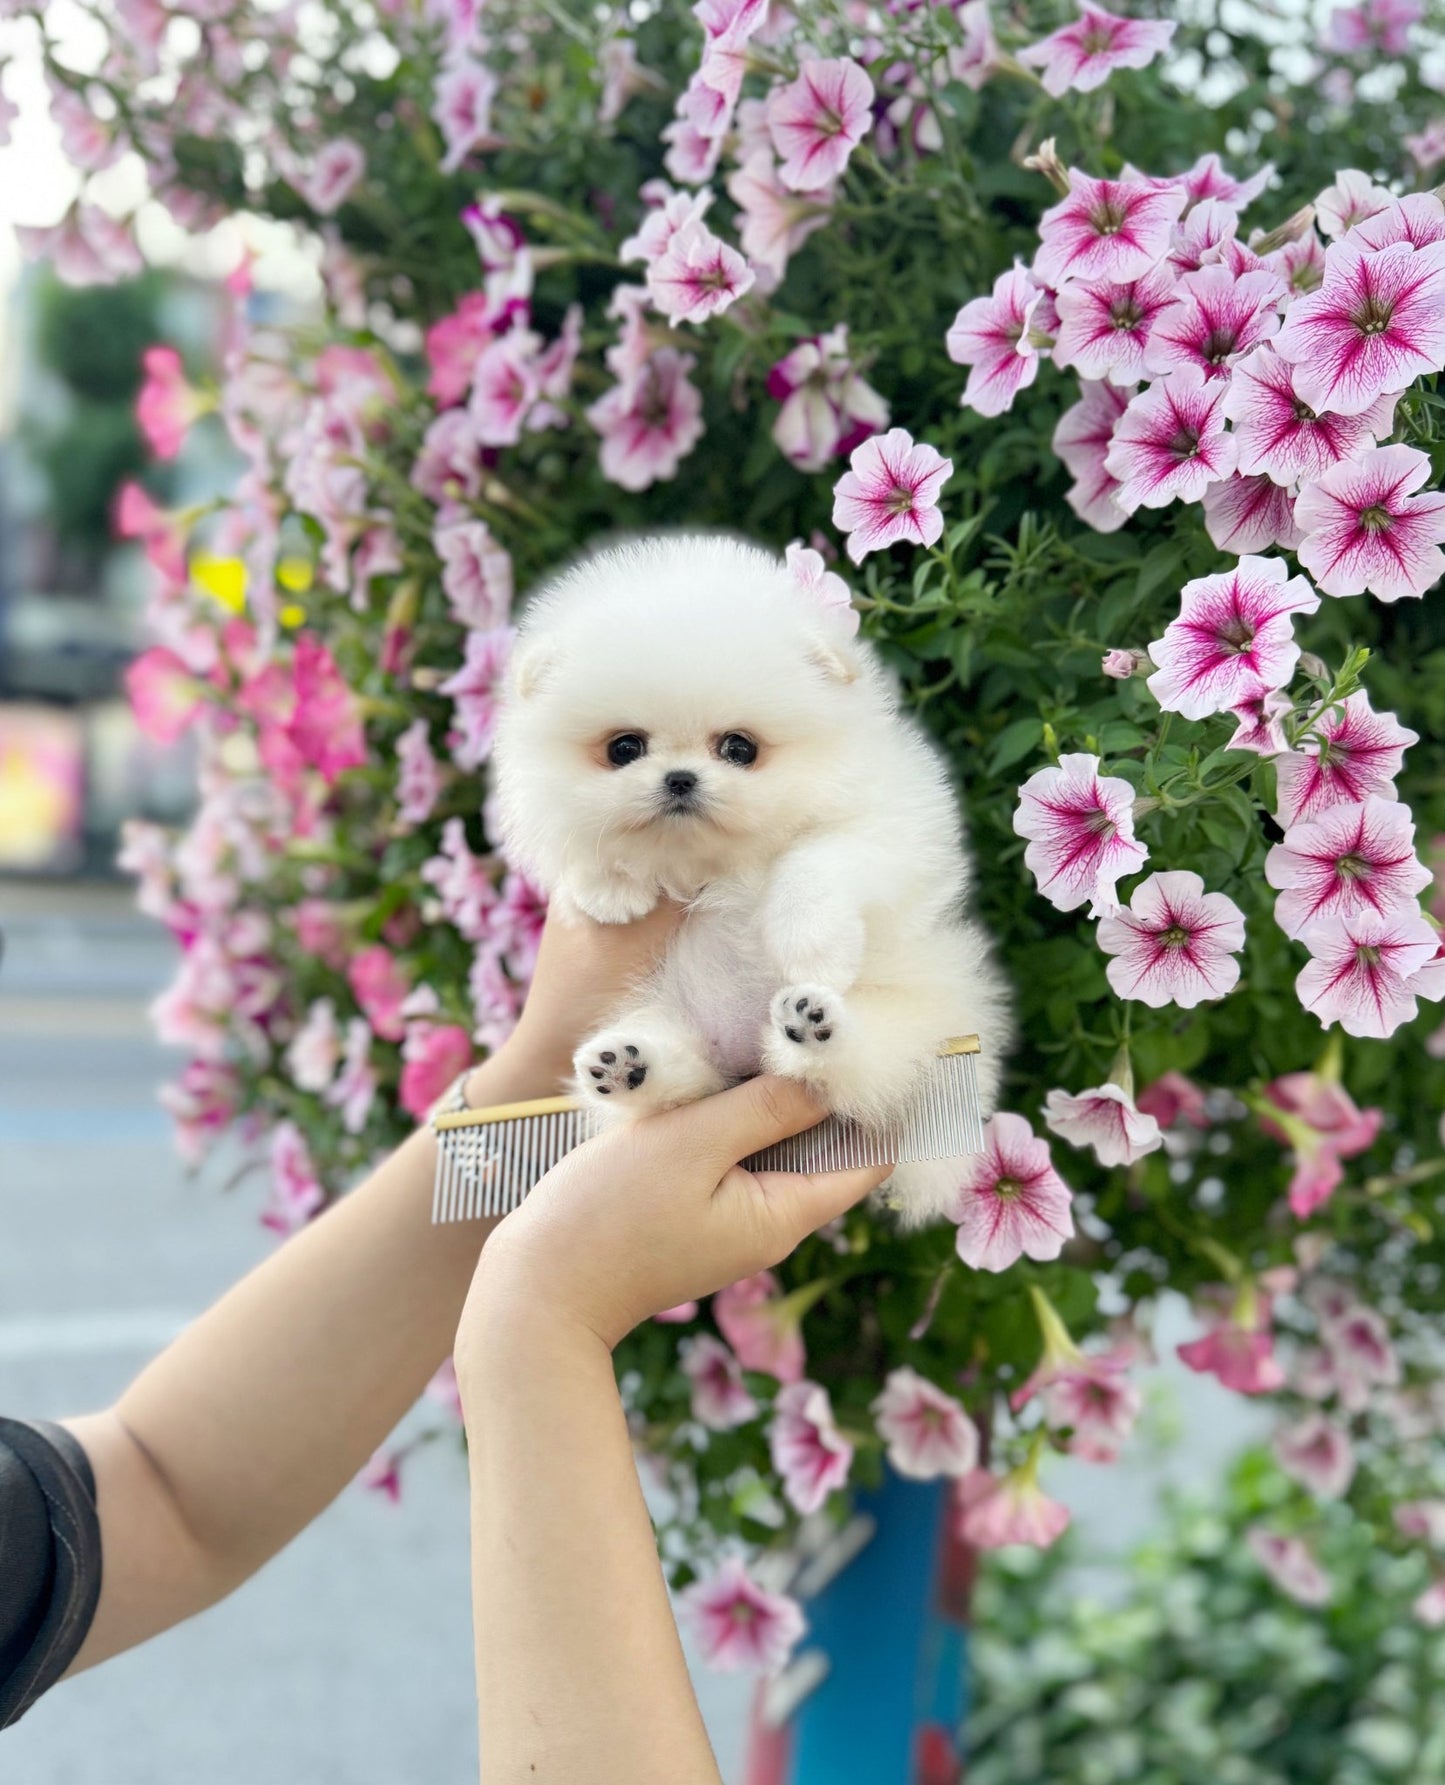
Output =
[
  {"x1": 765, "y1": 56, "x2": 874, "y2": 192},
  {"x1": 1043, "y1": 1081, "x2": 1163, "y2": 1166},
  {"x1": 871, "y1": 1368, "x2": 980, "y2": 1480},
  {"x1": 1295, "y1": 443, "x2": 1445, "y2": 603},
  {"x1": 1223, "y1": 345, "x2": 1398, "y2": 487},
  {"x1": 1266, "y1": 795, "x2": 1432, "y2": 940},
  {"x1": 646, "y1": 219, "x2": 755, "y2": 323},
  {"x1": 1201, "y1": 472, "x2": 1303, "y2": 555},
  {"x1": 831, "y1": 427, "x2": 952, "y2": 562},
  {"x1": 1052, "y1": 378, "x2": 1132, "y2": 531},
  {"x1": 1273, "y1": 1412, "x2": 1357, "y2": 1499},
  {"x1": 1051, "y1": 265, "x2": 1176, "y2": 385},
  {"x1": 1295, "y1": 904, "x2": 1444, "y2": 1038},
  {"x1": 1142, "y1": 265, "x2": 1283, "y2": 381},
  {"x1": 768, "y1": 1380, "x2": 854, "y2": 1514},
  {"x1": 946, "y1": 264, "x2": 1046, "y2": 416},
  {"x1": 1146, "y1": 555, "x2": 1319, "y2": 720},
  {"x1": 1017, "y1": 5, "x2": 1176, "y2": 97},
  {"x1": 680, "y1": 1334, "x2": 759, "y2": 1431},
  {"x1": 1096, "y1": 870, "x2": 1246, "y2": 1008},
  {"x1": 957, "y1": 1460, "x2": 1071, "y2": 1550},
  {"x1": 1314, "y1": 167, "x2": 1394, "y2": 240},
  {"x1": 680, "y1": 1558, "x2": 806, "y2": 1673},
  {"x1": 1104, "y1": 364, "x2": 1237, "y2": 512},
  {"x1": 1013, "y1": 751, "x2": 1148, "y2": 913},
  {"x1": 1033, "y1": 170, "x2": 1186, "y2": 288},
  {"x1": 1350, "y1": 191, "x2": 1445, "y2": 252},
  {"x1": 1274, "y1": 691, "x2": 1418, "y2": 829},
  {"x1": 950, "y1": 1113, "x2": 1075, "y2": 1274},
  {"x1": 1228, "y1": 686, "x2": 1293, "y2": 756},
  {"x1": 1273, "y1": 238, "x2": 1445, "y2": 417},
  {"x1": 1247, "y1": 1528, "x2": 1331, "y2": 1606}
]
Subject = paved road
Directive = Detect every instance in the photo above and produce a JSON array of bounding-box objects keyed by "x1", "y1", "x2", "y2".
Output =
[{"x1": 0, "y1": 881, "x2": 1261, "y2": 1782}]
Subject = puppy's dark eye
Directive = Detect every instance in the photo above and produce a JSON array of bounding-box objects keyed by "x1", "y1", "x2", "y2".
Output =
[
  {"x1": 606, "y1": 733, "x2": 648, "y2": 767},
  {"x1": 717, "y1": 732, "x2": 758, "y2": 767}
]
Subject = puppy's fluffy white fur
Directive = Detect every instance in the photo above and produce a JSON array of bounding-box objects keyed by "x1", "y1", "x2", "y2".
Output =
[{"x1": 492, "y1": 533, "x2": 1011, "y2": 1223}]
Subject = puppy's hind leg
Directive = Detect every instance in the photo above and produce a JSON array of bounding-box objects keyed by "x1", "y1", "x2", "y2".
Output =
[{"x1": 572, "y1": 1005, "x2": 726, "y2": 1121}]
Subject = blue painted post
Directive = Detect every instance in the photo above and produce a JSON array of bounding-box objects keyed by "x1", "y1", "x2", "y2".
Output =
[{"x1": 743, "y1": 1471, "x2": 971, "y2": 1785}]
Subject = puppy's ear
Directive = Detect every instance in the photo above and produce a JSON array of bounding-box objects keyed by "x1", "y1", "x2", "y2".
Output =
[
  {"x1": 804, "y1": 634, "x2": 859, "y2": 685},
  {"x1": 510, "y1": 637, "x2": 557, "y2": 698}
]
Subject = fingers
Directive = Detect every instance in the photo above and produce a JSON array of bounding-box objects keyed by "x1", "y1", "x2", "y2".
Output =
[
  {"x1": 753, "y1": 1162, "x2": 894, "y2": 1247},
  {"x1": 649, "y1": 1074, "x2": 828, "y2": 1173}
]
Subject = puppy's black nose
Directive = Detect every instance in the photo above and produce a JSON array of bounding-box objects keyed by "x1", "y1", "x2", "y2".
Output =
[{"x1": 664, "y1": 769, "x2": 699, "y2": 798}]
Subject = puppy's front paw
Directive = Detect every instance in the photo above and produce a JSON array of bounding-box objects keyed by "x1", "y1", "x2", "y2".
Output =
[
  {"x1": 764, "y1": 984, "x2": 847, "y2": 1086},
  {"x1": 566, "y1": 878, "x2": 657, "y2": 926},
  {"x1": 574, "y1": 1032, "x2": 652, "y2": 1107}
]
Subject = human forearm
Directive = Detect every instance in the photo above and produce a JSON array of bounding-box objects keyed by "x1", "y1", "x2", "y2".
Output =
[
  {"x1": 459, "y1": 1290, "x2": 722, "y2": 1785},
  {"x1": 65, "y1": 1040, "x2": 561, "y2": 1668}
]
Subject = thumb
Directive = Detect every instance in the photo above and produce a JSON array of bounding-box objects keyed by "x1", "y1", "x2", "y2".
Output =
[
  {"x1": 651, "y1": 1074, "x2": 828, "y2": 1172},
  {"x1": 750, "y1": 1163, "x2": 894, "y2": 1249}
]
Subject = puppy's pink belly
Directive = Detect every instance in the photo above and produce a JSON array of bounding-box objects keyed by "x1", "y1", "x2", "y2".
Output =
[{"x1": 696, "y1": 1002, "x2": 766, "y2": 1082}]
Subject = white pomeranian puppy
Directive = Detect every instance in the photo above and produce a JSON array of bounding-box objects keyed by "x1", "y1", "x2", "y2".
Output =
[{"x1": 491, "y1": 533, "x2": 1010, "y2": 1222}]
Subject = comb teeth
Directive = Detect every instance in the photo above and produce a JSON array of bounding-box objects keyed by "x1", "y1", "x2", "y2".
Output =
[{"x1": 431, "y1": 1045, "x2": 984, "y2": 1223}]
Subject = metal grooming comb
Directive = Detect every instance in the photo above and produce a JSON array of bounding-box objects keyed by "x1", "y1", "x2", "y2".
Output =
[{"x1": 430, "y1": 1035, "x2": 984, "y2": 1224}]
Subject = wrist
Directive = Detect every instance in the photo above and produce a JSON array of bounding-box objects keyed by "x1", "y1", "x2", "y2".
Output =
[
  {"x1": 463, "y1": 1034, "x2": 569, "y2": 1108},
  {"x1": 455, "y1": 1258, "x2": 611, "y2": 1411}
]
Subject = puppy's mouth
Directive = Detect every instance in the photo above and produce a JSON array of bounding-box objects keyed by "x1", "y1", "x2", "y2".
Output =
[{"x1": 657, "y1": 790, "x2": 709, "y2": 820}]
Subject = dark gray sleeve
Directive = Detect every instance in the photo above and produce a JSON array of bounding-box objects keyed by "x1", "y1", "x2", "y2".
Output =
[{"x1": 0, "y1": 1417, "x2": 101, "y2": 1729}]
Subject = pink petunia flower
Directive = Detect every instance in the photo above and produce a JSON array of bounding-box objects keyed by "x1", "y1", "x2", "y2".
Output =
[
  {"x1": 1142, "y1": 265, "x2": 1282, "y2": 381},
  {"x1": 1274, "y1": 692, "x2": 1418, "y2": 830},
  {"x1": 871, "y1": 1368, "x2": 980, "y2": 1480},
  {"x1": 293, "y1": 139, "x2": 366, "y2": 215},
  {"x1": 946, "y1": 265, "x2": 1046, "y2": 416},
  {"x1": 831, "y1": 427, "x2": 952, "y2": 563},
  {"x1": 137, "y1": 345, "x2": 208, "y2": 460},
  {"x1": 1096, "y1": 871, "x2": 1246, "y2": 1008},
  {"x1": 680, "y1": 1334, "x2": 758, "y2": 1430},
  {"x1": 769, "y1": 1380, "x2": 854, "y2": 1514},
  {"x1": 436, "y1": 516, "x2": 514, "y2": 630},
  {"x1": 1404, "y1": 125, "x2": 1445, "y2": 180},
  {"x1": 1260, "y1": 1068, "x2": 1382, "y2": 1219},
  {"x1": 950, "y1": 1112, "x2": 1075, "y2": 1273},
  {"x1": 768, "y1": 325, "x2": 889, "y2": 470},
  {"x1": 1159, "y1": 151, "x2": 1275, "y2": 213},
  {"x1": 1201, "y1": 472, "x2": 1303, "y2": 555},
  {"x1": 1295, "y1": 904, "x2": 1444, "y2": 1038},
  {"x1": 1043, "y1": 1081, "x2": 1164, "y2": 1166},
  {"x1": 951, "y1": 0, "x2": 1000, "y2": 88},
  {"x1": 325, "y1": 1017, "x2": 377, "y2": 1135},
  {"x1": 1227, "y1": 687, "x2": 1293, "y2": 756},
  {"x1": 1016, "y1": 5, "x2": 1176, "y2": 97},
  {"x1": 125, "y1": 646, "x2": 207, "y2": 744},
  {"x1": 957, "y1": 1460, "x2": 1071, "y2": 1551},
  {"x1": 1326, "y1": 0, "x2": 1421, "y2": 54},
  {"x1": 1273, "y1": 239, "x2": 1445, "y2": 418},
  {"x1": 680, "y1": 1559, "x2": 805, "y2": 1674},
  {"x1": 395, "y1": 718, "x2": 443, "y2": 828},
  {"x1": 1395, "y1": 1501, "x2": 1445, "y2": 1546},
  {"x1": 1014, "y1": 751, "x2": 1148, "y2": 914},
  {"x1": 1052, "y1": 378, "x2": 1131, "y2": 531},
  {"x1": 468, "y1": 329, "x2": 542, "y2": 447},
  {"x1": 1104, "y1": 364, "x2": 1237, "y2": 512},
  {"x1": 1034, "y1": 171, "x2": 1186, "y2": 288},
  {"x1": 399, "y1": 1021, "x2": 473, "y2": 1119},
  {"x1": 619, "y1": 180, "x2": 714, "y2": 267},
  {"x1": 348, "y1": 944, "x2": 410, "y2": 1041},
  {"x1": 1295, "y1": 443, "x2": 1445, "y2": 604},
  {"x1": 1223, "y1": 345, "x2": 1397, "y2": 488},
  {"x1": 424, "y1": 291, "x2": 499, "y2": 407},
  {"x1": 1010, "y1": 1287, "x2": 1142, "y2": 1462},
  {"x1": 439, "y1": 625, "x2": 515, "y2": 770},
  {"x1": 1136, "y1": 1070, "x2": 1209, "y2": 1129},
  {"x1": 587, "y1": 348, "x2": 705, "y2": 492},
  {"x1": 1350, "y1": 191, "x2": 1445, "y2": 253},
  {"x1": 1414, "y1": 1580, "x2": 1445, "y2": 1626},
  {"x1": 766, "y1": 56, "x2": 874, "y2": 192},
  {"x1": 1145, "y1": 555, "x2": 1319, "y2": 720},
  {"x1": 420, "y1": 818, "x2": 496, "y2": 943},
  {"x1": 784, "y1": 540, "x2": 857, "y2": 634},
  {"x1": 1322, "y1": 1300, "x2": 1400, "y2": 1411},
  {"x1": 1178, "y1": 1282, "x2": 1286, "y2": 1394},
  {"x1": 1314, "y1": 168, "x2": 1394, "y2": 240},
  {"x1": 726, "y1": 152, "x2": 833, "y2": 288},
  {"x1": 412, "y1": 410, "x2": 484, "y2": 504},
  {"x1": 1102, "y1": 648, "x2": 1143, "y2": 679},
  {"x1": 1273, "y1": 1412, "x2": 1356, "y2": 1498},
  {"x1": 1050, "y1": 266, "x2": 1176, "y2": 386},
  {"x1": 1266, "y1": 796, "x2": 1432, "y2": 940},
  {"x1": 646, "y1": 219, "x2": 755, "y2": 324},
  {"x1": 285, "y1": 997, "x2": 340, "y2": 1094},
  {"x1": 1246, "y1": 1528, "x2": 1331, "y2": 1606},
  {"x1": 714, "y1": 1271, "x2": 806, "y2": 1383},
  {"x1": 1263, "y1": 231, "x2": 1328, "y2": 296},
  {"x1": 1165, "y1": 196, "x2": 1242, "y2": 276},
  {"x1": 434, "y1": 57, "x2": 499, "y2": 173},
  {"x1": 263, "y1": 1121, "x2": 326, "y2": 1236},
  {"x1": 357, "y1": 1447, "x2": 405, "y2": 1503}
]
